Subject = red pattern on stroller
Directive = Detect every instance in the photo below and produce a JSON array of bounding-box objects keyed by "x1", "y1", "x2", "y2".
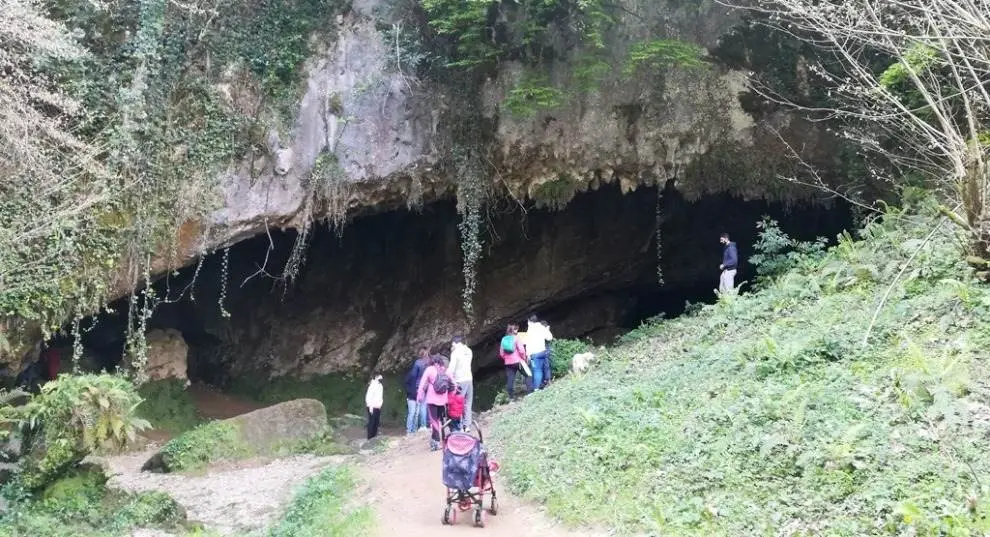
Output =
[{"x1": 441, "y1": 429, "x2": 499, "y2": 527}]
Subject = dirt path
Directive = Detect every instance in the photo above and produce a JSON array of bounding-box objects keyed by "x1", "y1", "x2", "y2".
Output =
[{"x1": 357, "y1": 431, "x2": 608, "y2": 537}]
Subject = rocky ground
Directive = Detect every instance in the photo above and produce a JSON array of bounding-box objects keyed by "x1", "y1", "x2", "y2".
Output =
[{"x1": 103, "y1": 447, "x2": 344, "y2": 535}]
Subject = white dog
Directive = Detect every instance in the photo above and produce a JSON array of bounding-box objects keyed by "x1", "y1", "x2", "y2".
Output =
[{"x1": 570, "y1": 352, "x2": 596, "y2": 374}]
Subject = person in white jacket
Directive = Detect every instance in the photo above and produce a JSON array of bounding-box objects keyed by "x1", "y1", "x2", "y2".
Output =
[
  {"x1": 526, "y1": 314, "x2": 553, "y2": 390},
  {"x1": 365, "y1": 375, "x2": 384, "y2": 440},
  {"x1": 448, "y1": 336, "x2": 474, "y2": 432}
]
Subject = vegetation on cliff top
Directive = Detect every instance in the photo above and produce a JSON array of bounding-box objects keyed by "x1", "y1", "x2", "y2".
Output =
[{"x1": 492, "y1": 196, "x2": 990, "y2": 535}]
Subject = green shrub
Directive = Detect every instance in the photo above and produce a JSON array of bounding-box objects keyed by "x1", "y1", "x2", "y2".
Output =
[
  {"x1": 1, "y1": 466, "x2": 184, "y2": 537},
  {"x1": 266, "y1": 466, "x2": 372, "y2": 537},
  {"x1": 17, "y1": 374, "x2": 149, "y2": 490},
  {"x1": 749, "y1": 216, "x2": 828, "y2": 284},
  {"x1": 136, "y1": 379, "x2": 201, "y2": 435},
  {"x1": 273, "y1": 428, "x2": 351, "y2": 457},
  {"x1": 549, "y1": 339, "x2": 591, "y2": 378},
  {"x1": 623, "y1": 39, "x2": 708, "y2": 75},
  {"x1": 115, "y1": 490, "x2": 185, "y2": 528},
  {"x1": 158, "y1": 421, "x2": 250, "y2": 472},
  {"x1": 503, "y1": 76, "x2": 567, "y2": 118}
]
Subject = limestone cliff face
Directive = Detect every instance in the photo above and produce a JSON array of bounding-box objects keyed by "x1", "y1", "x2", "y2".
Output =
[
  {"x1": 200, "y1": 0, "x2": 819, "y2": 255},
  {"x1": 5, "y1": 1, "x2": 850, "y2": 376}
]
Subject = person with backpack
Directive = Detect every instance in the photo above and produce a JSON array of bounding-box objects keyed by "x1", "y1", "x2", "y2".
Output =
[
  {"x1": 365, "y1": 375, "x2": 384, "y2": 440},
  {"x1": 499, "y1": 324, "x2": 528, "y2": 399},
  {"x1": 417, "y1": 354, "x2": 452, "y2": 451},
  {"x1": 526, "y1": 314, "x2": 554, "y2": 390},
  {"x1": 403, "y1": 347, "x2": 429, "y2": 435},
  {"x1": 448, "y1": 336, "x2": 474, "y2": 432}
]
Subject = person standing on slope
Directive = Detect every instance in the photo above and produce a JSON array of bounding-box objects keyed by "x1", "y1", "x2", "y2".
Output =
[
  {"x1": 448, "y1": 336, "x2": 474, "y2": 432},
  {"x1": 499, "y1": 324, "x2": 528, "y2": 399},
  {"x1": 417, "y1": 354, "x2": 451, "y2": 451},
  {"x1": 719, "y1": 232, "x2": 739, "y2": 294},
  {"x1": 526, "y1": 314, "x2": 553, "y2": 390},
  {"x1": 403, "y1": 347, "x2": 429, "y2": 435},
  {"x1": 365, "y1": 374, "x2": 384, "y2": 440}
]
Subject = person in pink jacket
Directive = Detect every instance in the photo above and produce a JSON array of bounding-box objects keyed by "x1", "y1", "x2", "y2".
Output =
[
  {"x1": 417, "y1": 354, "x2": 450, "y2": 451},
  {"x1": 499, "y1": 324, "x2": 528, "y2": 399}
]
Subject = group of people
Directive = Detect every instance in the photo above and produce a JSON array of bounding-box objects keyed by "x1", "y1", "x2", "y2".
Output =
[
  {"x1": 363, "y1": 314, "x2": 555, "y2": 451},
  {"x1": 398, "y1": 337, "x2": 475, "y2": 450},
  {"x1": 498, "y1": 315, "x2": 553, "y2": 399}
]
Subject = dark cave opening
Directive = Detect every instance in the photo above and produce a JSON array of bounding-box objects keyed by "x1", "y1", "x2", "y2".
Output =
[{"x1": 56, "y1": 183, "x2": 851, "y2": 415}]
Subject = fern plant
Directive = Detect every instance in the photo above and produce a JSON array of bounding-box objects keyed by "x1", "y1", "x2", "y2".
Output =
[{"x1": 18, "y1": 374, "x2": 149, "y2": 489}]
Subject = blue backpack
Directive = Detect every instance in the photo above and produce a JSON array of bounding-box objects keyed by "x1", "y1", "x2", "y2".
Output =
[{"x1": 500, "y1": 335, "x2": 516, "y2": 353}]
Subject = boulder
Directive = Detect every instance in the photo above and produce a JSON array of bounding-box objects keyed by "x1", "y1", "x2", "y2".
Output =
[
  {"x1": 143, "y1": 329, "x2": 189, "y2": 384},
  {"x1": 571, "y1": 352, "x2": 596, "y2": 374},
  {"x1": 226, "y1": 398, "x2": 328, "y2": 454},
  {"x1": 142, "y1": 399, "x2": 328, "y2": 472}
]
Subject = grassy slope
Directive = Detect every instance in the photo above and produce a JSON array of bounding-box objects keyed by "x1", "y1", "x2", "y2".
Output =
[{"x1": 491, "y1": 205, "x2": 990, "y2": 536}]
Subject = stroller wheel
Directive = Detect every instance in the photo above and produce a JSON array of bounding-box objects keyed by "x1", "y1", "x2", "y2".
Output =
[
  {"x1": 473, "y1": 508, "x2": 486, "y2": 528},
  {"x1": 442, "y1": 504, "x2": 455, "y2": 525},
  {"x1": 488, "y1": 495, "x2": 498, "y2": 516}
]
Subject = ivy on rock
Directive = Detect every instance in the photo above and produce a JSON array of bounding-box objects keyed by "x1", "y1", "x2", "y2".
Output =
[{"x1": 0, "y1": 0, "x2": 343, "y2": 370}]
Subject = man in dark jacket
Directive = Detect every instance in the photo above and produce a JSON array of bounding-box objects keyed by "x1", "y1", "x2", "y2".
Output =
[
  {"x1": 719, "y1": 232, "x2": 738, "y2": 294},
  {"x1": 404, "y1": 347, "x2": 429, "y2": 434}
]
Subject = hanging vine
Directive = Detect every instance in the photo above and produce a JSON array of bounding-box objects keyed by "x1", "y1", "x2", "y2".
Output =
[
  {"x1": 454, "y1": 147, "x2": 487, "y2": 319},
  {"x1": 0, "y1": 0, "x2": 346, "y2": 362},
  {"x1": 218, "y1": 247, "x2": 231, "y2": 318}
]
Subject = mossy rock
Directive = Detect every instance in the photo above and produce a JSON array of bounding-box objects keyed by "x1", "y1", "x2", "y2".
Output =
[
  {"x1": 228, "y1": 398, "x2": 328, "y2": 453},
  {"x1": 144, "y1": 399, "x2": 328, "y2": 472}
]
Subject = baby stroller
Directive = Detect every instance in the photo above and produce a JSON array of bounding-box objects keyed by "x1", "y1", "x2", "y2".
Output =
[{"x1": 441, "y1": 428, "x2": 499, "y2": 527}]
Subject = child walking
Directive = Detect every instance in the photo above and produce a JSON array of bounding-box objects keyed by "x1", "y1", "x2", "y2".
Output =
[{"x1": 365, "y1": 374, "x2": 383, "y2": 440}]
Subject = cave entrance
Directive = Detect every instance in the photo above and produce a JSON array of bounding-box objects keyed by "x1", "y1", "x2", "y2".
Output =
[{"x1": 67, "y1": 183, "x2": 851, "y2": 419}]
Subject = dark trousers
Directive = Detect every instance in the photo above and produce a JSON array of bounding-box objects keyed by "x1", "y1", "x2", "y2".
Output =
[
  {"x1": 428, "y1": 404, "x2": 446, "y2": 443},
  {"x1": 543, "y1": 352, "x2": 552, "y2": 386},
  {"x1": 505, "y1": 364, "x2": 520, "y2": 398},
  {"x1": 367, "y1": 408, "x2": 381, "y2": 440}
]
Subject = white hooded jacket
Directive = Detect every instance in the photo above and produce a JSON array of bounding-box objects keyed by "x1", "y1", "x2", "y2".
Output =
[
  {"x1": 448, "y1": 342, "x2": 474, "y2": 382},
  {"x1": 526, "y1": 321, "x2": 553, "y2": 355},
  {"x1": 365, "y1": 376, "x2": 383, "y2": 411}
]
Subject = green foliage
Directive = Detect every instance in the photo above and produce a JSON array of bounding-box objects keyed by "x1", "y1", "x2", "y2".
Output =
[
  {"x1": 503, "y1": 75, "x2": 567, "y2": 118},
  {"x1": 531, "y1": 176, "x2": 578, "y2": 209},
  {"x1": 0, "y1": 466, "x2": 184, "y2": 537},
  {"x1": 875, "y1": 43, "x2": 944, "y2": 120},
  {"x1": 549, "y1": 338, "x2": 590, "y2": 378},
  {"x1": 623, "y1": 39, "x2": 708, "y2": 75},
  {"x1": 749, "y1": 216, "x2": 828, "y2": 284},
  {"x1": 878, "y1": 44, "x2": 938, "y2": 88},
  {"x1": 491, "y1": 202, "x2": 990, "y2": 535},
  {"x1": 571, "y1": 52, "x2": 612, "y2": 92},
  {"x1": 158, "y1": 420, "x2": 250, "y2": 472},
  {"x1": 136, "y1": 379, "x2": 201, "y2": 435},
  {"x1": 0, "y1": 0, "x2": 344, "y2": 363},
  {"x1": 17, "y1": 375, "x2": 148, "y2": 490},
  {"x1": 419, "y1": 0, "x2": 613, "y2": 70},
  {"x1": 274, "y1": 428, "x2": 351, "y2": 457},
  {"x1": 266, "y1": 466, "x2": 373, "y2": 537}
]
